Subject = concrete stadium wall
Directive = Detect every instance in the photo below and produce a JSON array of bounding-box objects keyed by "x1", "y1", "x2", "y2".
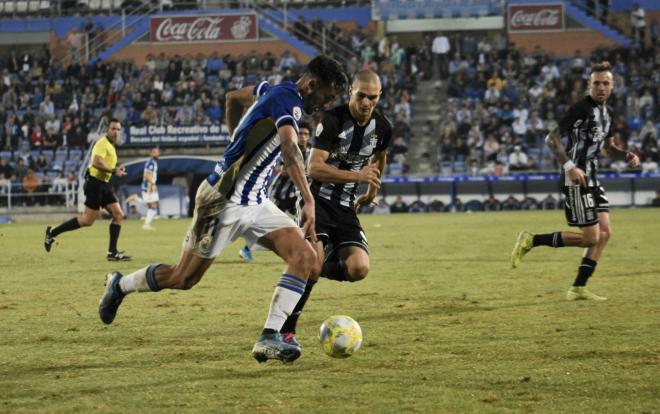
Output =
[
  {"x1": 109, "y1": 39, "x2": 313, "y2": 66},
  {"x1": 509, "y1": 30, "x2": 619, "y2": 56}
]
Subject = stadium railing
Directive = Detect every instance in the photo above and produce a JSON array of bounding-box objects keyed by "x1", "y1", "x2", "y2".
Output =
[{"x1": 0, "y1": 180, "x2": 77, "y2": 210}]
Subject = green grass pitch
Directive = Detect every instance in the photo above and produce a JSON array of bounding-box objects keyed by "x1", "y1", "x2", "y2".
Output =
[{"x1": 1, "y1": 209, "x2": 659, "y2": 413}]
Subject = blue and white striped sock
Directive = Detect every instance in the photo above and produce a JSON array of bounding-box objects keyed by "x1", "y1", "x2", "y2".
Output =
[{"x1": 263, "y1": 274, "x2": 307, "y2": 332}]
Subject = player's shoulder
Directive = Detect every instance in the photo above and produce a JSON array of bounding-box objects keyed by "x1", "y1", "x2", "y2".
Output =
[
  {"x1": 321, "y1": 104, "x2": 349, "y2": 123},
  {"x1": 373, "y1": 107, "x2": 393, "y2": 129},
  {"x1": 566, "y1": 98, "x2": 593, "y2": 117},
  {"x1": 263, "y1": 82, "x2": 300, "y2": 102}
]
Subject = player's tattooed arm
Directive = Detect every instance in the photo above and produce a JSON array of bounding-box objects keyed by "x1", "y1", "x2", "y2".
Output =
[
  {"x1": 544, "y1": 126, "x2": 570, "y2": 165},
  {"x1": 225, "y1": 86, "x2": 256, "y2": 136},
  {"x1": 546, "y1": 126, "x2": 587, "y2": 186}
]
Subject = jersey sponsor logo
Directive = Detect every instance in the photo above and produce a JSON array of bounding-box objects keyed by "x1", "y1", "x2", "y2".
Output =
[
  {"x1": 315, "y1": 123, "x2": 324, "y2": 137},
  {"x1": 293, "y1": 106, "x2": 302, "y2": 121}
]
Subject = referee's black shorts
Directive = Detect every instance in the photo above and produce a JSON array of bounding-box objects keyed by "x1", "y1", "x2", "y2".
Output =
[{"x1": 83, "y1": 175, "x2": 117, "y2": 210}]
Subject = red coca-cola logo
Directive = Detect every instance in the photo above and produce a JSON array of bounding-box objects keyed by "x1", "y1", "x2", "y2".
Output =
[
  {"x1": 155, "y1": 17, "x2": 223, "y2": 41},
  {"x1": 150, "y1": 14, "x2": 257, "y2": 43},
  {"x1": 508, "y1": 4, "x2": 564, "y2": 32}
]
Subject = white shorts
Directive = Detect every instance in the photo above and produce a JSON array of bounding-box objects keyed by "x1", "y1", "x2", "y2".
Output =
[
  {"x1": 142, "y1": 191, "x2": 159, "y2": 203},
  {"x1": 183, "y1": 180, "x2": 298, "y2": 259}
]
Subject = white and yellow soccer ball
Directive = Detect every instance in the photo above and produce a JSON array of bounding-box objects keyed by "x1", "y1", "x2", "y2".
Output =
[{"x1": 319, "y1": 315, "x2": 363, "y2": 358}]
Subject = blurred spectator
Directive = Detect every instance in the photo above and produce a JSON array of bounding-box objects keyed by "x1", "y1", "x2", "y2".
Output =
[
  {"x1": 641, "y1": 142, "x2": 659, "y2": 173},
  {"x1": 651, "y1": 190, "x2": 660, "y2": 207},
  {"x1": 427, "y1": 199, "x2": 445, "y2": 212},
  {"x1": 483, "y1": 195, "x2": 501, "y2": 211},
  {"x1": 631, "y1": 3, "x2": 647, "y2": 47},
  {"x1": 409, "y1": 200, "x2": 427, "y2": 213},
  {"x1": 22, "y1": 168, "x2": 39, "y2": 205},
  {"x1": 390, "y1": 196, "x2": 409, "y2": 213},
  {"x1": 14, "y1": 158, "x2": 27, "y2": 181},
  {"x1": 372, "y1": 198, "x2": 391, "y2": 214},
  {"x1": 541, "y1": 194, "x2": 558, "y2": 210},
  {"x1": 431, "y1": 32, "x2": 450, "y2": 79},
  {"x1": 501, "y1": 195, "x2": 520, "y2": 210},
  {"x1": 520, "y1": 196, "x2": 539, "y2": 210},
  {"x1": 508, "y1": 145, "x2": 530, "y2": 171},
  {"x1": 0, "y1": 157, "x2": 15, "y2": 179}
]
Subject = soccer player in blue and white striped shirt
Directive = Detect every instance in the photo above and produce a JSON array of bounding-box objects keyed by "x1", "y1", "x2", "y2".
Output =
[{"x1": 98, "y1": 55, "x2": 348, "y2": 364}]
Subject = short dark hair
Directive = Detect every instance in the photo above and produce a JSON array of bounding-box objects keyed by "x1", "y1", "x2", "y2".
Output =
[
  {"x1": 306, "y1": 55, "x2": 348, "y2": 91},
  {"x1": 298, "y1": 121, "x2": 312, "y2": 132},
  {"x1": 590, "y1": 61, "x2": 612, "y2": 74},
  {"x1": 108, "y1": 117, "x2": 121, "y2": 125}
]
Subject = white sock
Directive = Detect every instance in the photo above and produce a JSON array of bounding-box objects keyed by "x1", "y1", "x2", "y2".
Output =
[
  {"x1": 119, "y1": 267, "x2": 151, "y2": 294},
  {"x1": 263, "y1": 274, "x2": 307, "y2": 332},
  {"x1": 145, "y1": 208, "x2": 157, "y2": 226}
]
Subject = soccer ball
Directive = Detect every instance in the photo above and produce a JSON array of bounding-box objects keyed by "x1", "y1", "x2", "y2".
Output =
[{"x1": 319, "y1": 315, "x2": 363, "y2": 358}]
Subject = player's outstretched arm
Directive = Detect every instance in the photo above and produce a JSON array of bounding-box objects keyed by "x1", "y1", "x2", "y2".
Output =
[
  {"x1": 545, "y1": 126, "x2": 586, "y2": 186},
  {"x1": 225, "y1": 86, "x2": 256, "y2": 137},
  {"x1": 279, "y1": 124, "x2": 316, "y2": 242},
  {"x1": 604, "y1": 136, "x2": 640, "y2": 168},
  {"x1": 308, "y1": 149, "x2": 381, "y2": 187}
]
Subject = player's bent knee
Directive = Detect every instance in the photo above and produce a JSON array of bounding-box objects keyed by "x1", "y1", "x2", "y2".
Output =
[
  {"x1": 600, "y1": 229, "x2": 612, "y2": 244},
  {"x1": 310, "y1": 260, "x2": 323, "y2": 278},
  {"x1": 583, "y1": 234, "x2": 599, "y2": 247},
  {"x1": 346, "y1": 264, "x2": 369, "y2": 282}
]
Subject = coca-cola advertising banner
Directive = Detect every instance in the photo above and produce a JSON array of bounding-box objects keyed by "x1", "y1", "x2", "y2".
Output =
[
  {"x1": 508, "y1": 4, "x2": 564, "y2": 33},
  {"x1": 150, "y1": 13, "x2": 258, "y2": 43}
]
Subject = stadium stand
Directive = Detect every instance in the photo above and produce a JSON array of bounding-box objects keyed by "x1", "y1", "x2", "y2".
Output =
[{"x1": 1, "y1": 0, "x2": 659, "y2": 212}]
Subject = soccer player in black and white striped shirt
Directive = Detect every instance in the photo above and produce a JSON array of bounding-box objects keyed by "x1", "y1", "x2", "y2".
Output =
[
  {"x1": 280, "y1": 70, "x2": 392, "y2": 344},
  {"x1": 511, "y1": 62, "x2": 639, "y2": 301}
]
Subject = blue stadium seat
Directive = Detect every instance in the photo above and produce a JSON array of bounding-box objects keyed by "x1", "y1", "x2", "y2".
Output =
[
  {"x1": 46, "y1": 171, "x2": 59, "y2": 178},
  {"x1": 65, "y1": 160, "x2": 80, "y2": 172},
  {"x1": 54, "y1": 149, "x2": 68, "y2": 161},
  {"x1": 51, "y1": 160, "x2": 64, "y2": 171},
  {"x1": 30, "y1": 150, "x2": 41, "y2": 160},
  {"x1": 0, "y1": 151, "x2": 12, "y2": 160},
  {"x1": 68, "y1": 149, "x2": 83, "y2": 160},
  {"x1": 41, "y1": 149, "x2": 54, "y2": 162}
]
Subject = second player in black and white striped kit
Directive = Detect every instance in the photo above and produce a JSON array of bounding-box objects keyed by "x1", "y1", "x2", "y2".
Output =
[
  {"x1": 511, "y1": 62, "x2": 640, "y2": 301},
  {"x1": 279, "y1": 70, "x2": 392, "y2": 344}
]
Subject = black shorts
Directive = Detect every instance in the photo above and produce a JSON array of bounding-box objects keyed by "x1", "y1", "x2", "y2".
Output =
[
  {"x1": 562, "y1": 185, "x2": 609, "y2": 227},
  {"x1": 274, "y1": 196, "x2": 297, "y2": 216},
  {"x1": 312, "y1": 197, "x2": 369, "y2": 261},
  {"x1": 84, "y1": 176, "x2": 117, "y2": 210}
]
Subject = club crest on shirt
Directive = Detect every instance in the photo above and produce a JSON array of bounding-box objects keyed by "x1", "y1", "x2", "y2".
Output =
[
  {"x1": 370, "y1": 133, "x2": 379, "y2": 148},
  {"x1": 292, "y1": 106, "x2": 302, "y2": 121}
]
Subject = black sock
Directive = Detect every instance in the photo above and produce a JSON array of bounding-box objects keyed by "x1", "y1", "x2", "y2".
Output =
[
  {"x1": 261, "y1": 328, "x2": 278, "y2": 335},
  {"x1": 50, "y1": 218, "x2": 81, "y2": 237},
  {"x1": 573, "y1": 258, "x2": 597, "y2": 286},
  {"x1": 108, "y1": 223, "x2": 121, "y2": 253},
  {"x1": 533, "y1": 232, "x2": 564, "y2": 248},
  {"x1": 321, "y1": 261, "x2": 348, "y2": 281},
  {"x1": 244, "y1": 245, "x2": 250, "y2": 252},
  {"x1": 281, "y1": 280, "x2": 317, "y2": 334}
]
